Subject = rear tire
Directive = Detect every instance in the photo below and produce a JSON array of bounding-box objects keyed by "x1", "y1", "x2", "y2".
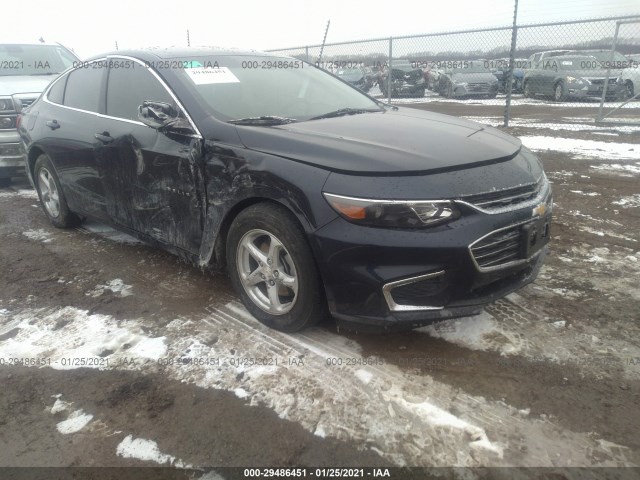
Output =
[
  {"x1": 33, "y1": 154, "x2": 81, "y2": 228},
  {"x1": 226, "y1": 203, "x2": 326, "y2": 332}
]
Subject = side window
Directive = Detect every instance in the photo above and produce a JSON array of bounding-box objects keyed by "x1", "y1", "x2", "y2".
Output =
[
  {"x1": 63, "y1": 65, "x2": 103, "y2": 112},
  {"x1": 47, "y1": 76, "x2": 67, "y2": 104},
  {"x1": 106, "y1": 62, "x2": 174, "y2": 121}
]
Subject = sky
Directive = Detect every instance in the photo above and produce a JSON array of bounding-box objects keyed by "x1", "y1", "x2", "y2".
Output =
[{"x1": 3, "y1": 0, "x2": 640, "y2": 58}]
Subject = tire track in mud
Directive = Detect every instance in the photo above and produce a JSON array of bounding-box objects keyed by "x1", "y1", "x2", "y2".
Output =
[{"x1": 182, "y1": 301, "x2": 638, "y2": 467}]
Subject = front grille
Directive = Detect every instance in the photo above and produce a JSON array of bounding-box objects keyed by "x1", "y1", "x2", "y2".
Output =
[
  {"x1": 459, "y1": 175, "x2": 544, "y2": 212},
  {"x1": 390, "y1": 274, "x2": 449, "y2": 307},
  {"x1": 467, "y1": 82, "x2": 490, "y2": 92},
  {"x1": 470, "y1": 225, "x2": 522, "y2": 270}
]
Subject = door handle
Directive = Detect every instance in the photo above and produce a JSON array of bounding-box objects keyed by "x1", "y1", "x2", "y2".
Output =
[
  {"x1": 94, "y1": 132, "x2": 114, "y2": 144},
  {"x1": 45, "y1": 120, "x2": 60, "y2": 130}
]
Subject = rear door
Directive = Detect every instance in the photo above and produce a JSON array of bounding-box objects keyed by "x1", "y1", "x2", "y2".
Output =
[
  {"x1": 40, "y1": 60, "x2": 109, "y2": 220},
  {"x1": 98, "y1": 57, "x2": 205, "y2": 254}
]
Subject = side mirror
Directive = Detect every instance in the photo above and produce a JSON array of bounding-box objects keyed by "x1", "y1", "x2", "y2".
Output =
[{"x1": 137, "y1": 101, "x2": 178, "y2": 129}]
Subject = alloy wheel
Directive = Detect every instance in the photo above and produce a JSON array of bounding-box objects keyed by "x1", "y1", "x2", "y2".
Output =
[
  {"x1": 236, "y1": 229, "x2": 298, "y2": 315},
  {"x1": 38, "y1": 167, "x2": 60, "y2": 218}
]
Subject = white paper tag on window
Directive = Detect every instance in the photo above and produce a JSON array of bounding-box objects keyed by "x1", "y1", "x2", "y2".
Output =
[
  {"x1": 561, "y1": 61, "x2": 573, "y2": 66},
  {"x1": 185, "y1": 67, "x2": 240, "y2": 85}
]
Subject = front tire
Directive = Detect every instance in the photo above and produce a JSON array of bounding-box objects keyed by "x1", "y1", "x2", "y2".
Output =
[
  {"x1": 553, "y1": 81, "x2": 567, "y2": 102},
  {"x1": 33, "y1": 154, "x2": 80, "y2": 228},
  {"x1": 226, "y1": 203, "x2": 326, "y2": 332}
]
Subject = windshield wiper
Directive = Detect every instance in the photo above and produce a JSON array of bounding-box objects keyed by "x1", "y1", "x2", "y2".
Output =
[
  {"x1": 310, "y1": 107, "x2": 381, "y2": 120},
  {"x1": 228, "y1": 116, "x2": 297, "y2": 126}
]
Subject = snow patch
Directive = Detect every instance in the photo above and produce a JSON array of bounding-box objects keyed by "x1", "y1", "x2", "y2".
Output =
[
  {"x1": 116, "y1": 435, "x2": 190, "y2": 467},
  {"x1": 613, "y1": 194, "x2": 640, "y2": 208},
  {"x1": 56, "y1": 409, "x2": 93, "y2": 434},
  {"x1": 86, "y1": 279, "x2": 133, "y2": 298},
  {"x1": 521, "y1": 136, "x2": 639, "y2": 160},
  {"x1": 22, "y1": 229, "x2": 53, "y2": 243}
]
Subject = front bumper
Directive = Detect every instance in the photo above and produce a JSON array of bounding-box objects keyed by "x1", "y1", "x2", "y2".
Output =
[
  {"x1": 310, "y1": 194, "x2": 551, "y2": 332},
  {"x1": 390, "y1": 81, "x2": 425, "y2": 96},
  {"x1": 452, "y1": 83, "x2": 499, "y2": 97},
  {"x1": 567, "y1": 82, "x2": 626, "y2": 99},
  {"x1": 0, "y1": 130, "x2": 27, "y2": 178}
]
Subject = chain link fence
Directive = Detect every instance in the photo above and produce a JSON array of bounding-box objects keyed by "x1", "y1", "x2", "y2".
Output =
[{"x1": 267, "y1": 15, "x2": 640, "y2": 132}]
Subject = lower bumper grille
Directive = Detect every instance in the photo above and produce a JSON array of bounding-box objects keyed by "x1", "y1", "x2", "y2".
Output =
[
  {"x1": 470, "y1": 217, "x2": 551, "y2": 272},
  {"x1": 383, "y1": 271, "x2": 446, "y2": 312},
  {"x1": 471, "y1": 227, "x2": 521, "y2": 269}
]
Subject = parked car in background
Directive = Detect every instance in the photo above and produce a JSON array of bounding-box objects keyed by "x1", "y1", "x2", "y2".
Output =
[
  {"x1": 19, "y1": 48, "x2": 551, "y2": 333},
  {"x1": 566, "y1": 49, "x2": 631, "y2": 69},
  {"x1": 523, "y1": 55, "x2": 627, "y2": 101},
  {"x1": 336, "y1": 67, "x2": 374, "y2": 92},
  {"x1": 424, "y1": 64, "x2": 443, "y2": 91},
  {"x1": 0, "y1": 40, "x2": 78, "y2": 187},
  {"x1": 488, "y1": 58, "x2": 528, "y2": 93},
  {"x1": 379, "y1": 60, "x2": 426, "y2": 97},
  {"x1": 437, "y1": 61, "x2": 499, "y2": 98},
  {"x1": 622, "y1": 61, "x2": 640, "y2": 99}
]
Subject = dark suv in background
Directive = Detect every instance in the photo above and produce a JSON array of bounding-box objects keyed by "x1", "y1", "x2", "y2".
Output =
[{"x1": 0, "y1": 40, "x2": 78, "y2": 187}]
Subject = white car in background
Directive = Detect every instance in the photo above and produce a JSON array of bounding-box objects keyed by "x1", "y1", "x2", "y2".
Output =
[
  {"x1": 0, "y1": 39, "x2": 79, "y2": 187},
  {"x1": 622, "y1": 54, "x2": 640, "y2": 99}
]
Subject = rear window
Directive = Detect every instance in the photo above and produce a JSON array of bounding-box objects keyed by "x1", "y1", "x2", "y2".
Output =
[{"x1": 63, "y1": 66, "x2": 103, "y2": 112}]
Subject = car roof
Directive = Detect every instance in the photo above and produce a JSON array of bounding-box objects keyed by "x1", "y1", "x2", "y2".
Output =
[
  {"x1": 547, "y1": 55, "x2": 599, "y2": 61},
  {"x1": 0, "y1": 38, "x2": 67, "y2": 47},
  {"x1": 86, "y1": 47, "x2": 283, "y2": 62}
]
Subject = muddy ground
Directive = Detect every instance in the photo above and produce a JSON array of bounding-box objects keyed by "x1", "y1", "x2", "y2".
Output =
[{"x1": 0, "y1": 103, "x2": 639, "y2": 478}]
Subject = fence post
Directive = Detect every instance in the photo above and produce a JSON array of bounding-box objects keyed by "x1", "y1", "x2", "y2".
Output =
[
  {"x1": 387, "y1": 37, "x2": 393, "y2": 104},
  {"x1": 504, "y1": 0, "x2": 519, "y2": 128},
  {"x1": 597, "y1": 21, "x2": 621, "y2": 122},
  {"x1": 305, "y1": 46, "x2": 309, "y2": 63}
]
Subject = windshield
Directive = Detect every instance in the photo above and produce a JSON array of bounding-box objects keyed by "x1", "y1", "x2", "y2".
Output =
[
  {"x1": 581, "y1": 51, "x2": 628, "y2": 64},
  {"x1": 0, "y1": 44, "x2": 77, "y2": 76},
  {"x1": 390, "y1": 62, "x2": 415, "y2": 72},
  {"x1": 337, "y1": 68, "x2": 363, "y2": 76},
  {"x1": 176, "y1": 56, "x2": 381, "y2": 122}
]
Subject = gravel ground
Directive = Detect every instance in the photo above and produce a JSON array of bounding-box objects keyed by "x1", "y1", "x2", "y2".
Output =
[{"x1": 0, "y1": 103, "x2": 639, "y2": 478}]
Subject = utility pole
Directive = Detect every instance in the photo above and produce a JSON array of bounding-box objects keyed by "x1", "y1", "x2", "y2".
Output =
[
  {"x1": 115, "y1": 41, "x2": 119, "y2": 51},
  {"x1": 187, "y1": 29, "x2": 191, "y2": 47},
  {"x1": 503, "y1": 0, "x2": 519, "y2": 127},
  {"x1": 318, "y1": 20, "x2": 331, "y2": 65}
]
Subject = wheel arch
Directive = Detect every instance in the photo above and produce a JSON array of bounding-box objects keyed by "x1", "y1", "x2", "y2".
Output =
[{"x1": 208, "y1": 196, "x2": 313, "y2": 270}]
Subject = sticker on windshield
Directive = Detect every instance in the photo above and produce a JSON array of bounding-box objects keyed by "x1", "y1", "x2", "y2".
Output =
[
  {"x1": 561, "y1": 61, "x2": 574, "y2": 66},
  {"x1": 185, "y1": 66, "x2": 240, "y2": 85}
]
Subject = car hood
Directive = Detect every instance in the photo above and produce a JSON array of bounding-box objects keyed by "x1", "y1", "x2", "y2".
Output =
[
  {"x1": 0, "y1": 75, "x2": 54, "y2": 96},
  {"x1": 566, "y1": 69, "x2": 623, "y2": 78},
  {"x1": 338, "y1": 73, "x2": 365, "y2": 82},
  {"x1": 451, "y1": 72, "x2": 498, "y2": 83},
  {"x1": 234, "y1": 107, "x2": 521, "y2": 175}
]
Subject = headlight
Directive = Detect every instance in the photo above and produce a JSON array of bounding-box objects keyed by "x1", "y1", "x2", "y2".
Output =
[
  {"x1": 0, "y1": 116, "x2": 17, "y2": 129},
  {"x1": 323, "y1": 193, "x2": 460, "y2": 228},
  {"x1": 566, "y1": 76, "x2": 585, "y2": 84},
  {"x1": 0, "y1": 97, "x2": 16, "y2": 112}
]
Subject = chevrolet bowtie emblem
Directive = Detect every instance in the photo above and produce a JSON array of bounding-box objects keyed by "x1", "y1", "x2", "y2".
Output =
[{"x1": 532, "y1": 203, "x2": 547, "y2": 217}]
